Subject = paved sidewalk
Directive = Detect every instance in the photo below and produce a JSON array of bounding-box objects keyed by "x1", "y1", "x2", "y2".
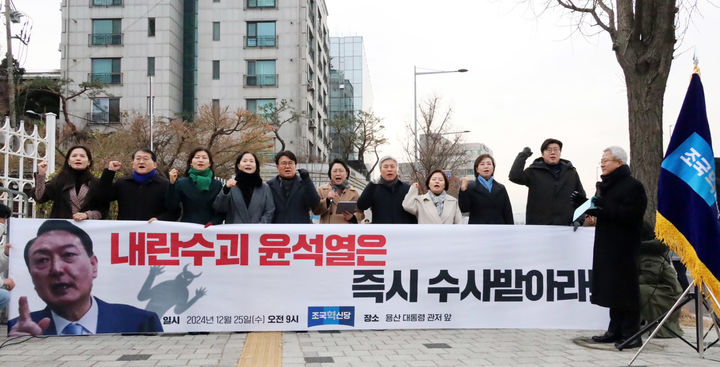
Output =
[{"x1": 1, "y1": 324, "x2": 719, "y2": 366}]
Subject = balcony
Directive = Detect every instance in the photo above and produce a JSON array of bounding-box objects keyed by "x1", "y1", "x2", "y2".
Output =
[
  {"x1": 90, "y1": 0, "x2": 122, "y2": 6},
  {"x1": 88, "y1": 33, "x2": 123, "y2": 46},
  {"x1": 244, "y1": 35, "x2": 278, "y2": 48},
  {"x1": 244, "y1": 74, "x2": 278, "y2": 87},
  {"x1": 88, "y1": 72, "x2": 123, "y2": 85},
  {"x1": 86, "y1": 111, "x2": 120, "y2": 124}
]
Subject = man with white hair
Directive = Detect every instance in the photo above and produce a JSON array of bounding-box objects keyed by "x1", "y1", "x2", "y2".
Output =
[
  {"x1": 585, "y1": 146, "x2": 647, "y2": 350},
  {"x1": 357, "y1": 156, "x2": 417, "y2": 224}
]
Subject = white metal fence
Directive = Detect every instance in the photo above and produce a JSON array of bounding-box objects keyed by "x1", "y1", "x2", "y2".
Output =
[{"x1": 0, "y1": 114, "x2": 56, "y2": 217}]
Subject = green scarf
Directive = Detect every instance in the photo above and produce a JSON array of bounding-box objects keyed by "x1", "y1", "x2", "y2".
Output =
[{"x1": 188, "y1": 167, "x2": 213, "y2": 191}]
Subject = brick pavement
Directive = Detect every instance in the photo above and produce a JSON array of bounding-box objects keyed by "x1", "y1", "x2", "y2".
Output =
[{"x1": 1, "y1": 324, "x2": 720, "y2": 366}]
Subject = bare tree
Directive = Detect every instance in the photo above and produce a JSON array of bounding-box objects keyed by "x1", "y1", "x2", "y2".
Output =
[
  {"x1": 353, "y1": 110, "x2": 387, "y2": 174},
  {"x1": 403, "y1": 97, "x2": 470, "y2": 194},
  {"x1": 326, "y1": 110, "x2": 387, "y2": 175},
  {"x1": 546, "y1": 0, "x2": 686, "y2": 224},
  {"x1": 88, "y1": 105, "x2": 273, "y2": 178},
  {"x1": 23, "y1": 78, "x2": 107, "y2": 144},
  {"x1": 260, "y1": 99, "x2": 304, "y2": 152},
  {"x1": 327, "y1": 115, "x2": 357, "y2": 161}
]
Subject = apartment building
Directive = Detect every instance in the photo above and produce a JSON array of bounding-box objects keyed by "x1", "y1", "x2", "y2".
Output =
[{"x1": 61, "y1": 0, "x2": 331, "y2": 159}]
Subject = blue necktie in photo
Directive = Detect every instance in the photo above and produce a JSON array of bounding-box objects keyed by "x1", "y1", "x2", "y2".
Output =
[{"x1": 61, "y1": 323, "x2": 85, "y2": 335}]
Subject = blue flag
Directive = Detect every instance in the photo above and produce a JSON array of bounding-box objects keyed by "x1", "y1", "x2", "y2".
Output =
[{"x1": 657, "y1": 73, "x2": 720, "y2": 298}]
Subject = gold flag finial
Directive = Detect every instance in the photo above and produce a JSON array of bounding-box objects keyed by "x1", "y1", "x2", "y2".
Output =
[{"x1": 693, "y1": 52, "x2": 701, "y2": 76}]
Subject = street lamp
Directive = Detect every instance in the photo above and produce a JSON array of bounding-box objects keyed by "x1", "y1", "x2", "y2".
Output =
[
  {"x1": 414, "y1": 66, "x2": 468, "y2": 161},
  {"x1": 439, "y1": 130, "x2": 471, "y2": 136}
]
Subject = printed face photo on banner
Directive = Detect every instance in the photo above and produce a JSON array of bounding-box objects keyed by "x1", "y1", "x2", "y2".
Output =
[{"x1": 8, "y1": 220, "x2": 163, "y2": 336}]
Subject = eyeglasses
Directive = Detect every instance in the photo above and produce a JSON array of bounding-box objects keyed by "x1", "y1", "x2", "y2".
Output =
[
  {"x1": 599, "y1": 159, "x2": 618, "y2": 164},
  {"x1": 278, "y1": 161, "x2": 296, "y2": 167},
  {"x1": 544, "y1": 148, "x2": 561, "y2": 153}
]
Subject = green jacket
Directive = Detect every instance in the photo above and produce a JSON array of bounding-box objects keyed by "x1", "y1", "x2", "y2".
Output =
[
  {"x1": 165, "y1": 177, "x2": 224, "y2": 225},
  {"x1": 638, "y1": 239, "x2": 684, "y2": 338}
]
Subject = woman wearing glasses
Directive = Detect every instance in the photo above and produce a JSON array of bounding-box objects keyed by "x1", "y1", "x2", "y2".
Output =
[{"x1": 313, "y1": 159, "x2": 364, "y2": 224}]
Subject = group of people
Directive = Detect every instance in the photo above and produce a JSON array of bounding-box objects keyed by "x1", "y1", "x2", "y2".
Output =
[
  {"x1": 1, "y1": 138, "x2": 655, "y2": 349},
  {"x1": 21, "y1": 138, "x2": 595, "y2": 228}
]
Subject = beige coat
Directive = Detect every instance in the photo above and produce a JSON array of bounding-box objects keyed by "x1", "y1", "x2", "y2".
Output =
[
  {"x1": 402, "y1": 184, "x2": 462, "y2": 224},
  {"x1": 313, "y1": 183, "x2": 365, "y2": 224}
]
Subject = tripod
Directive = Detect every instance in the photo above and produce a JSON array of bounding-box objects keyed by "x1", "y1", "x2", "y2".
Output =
[{"x1": 627, "y1": 282, "x2": 720, "y2": 365}]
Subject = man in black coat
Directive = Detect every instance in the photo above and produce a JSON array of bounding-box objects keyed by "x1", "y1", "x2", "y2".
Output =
[
  {"x1": 509, "y1": 138, "x2": 585, "y2": 225},
  {"x1": 357, "y1": 156, "x2": 417, "y2": 224},
  {"x1": 98, "y1": 149, "x2": 179, "y2": 221},
  {"x1": 266, "y1": 151, "x2": 321, "y2": 223},
  {"x1": 585, "y1": 146, "x2": 647, "y2": 350}
]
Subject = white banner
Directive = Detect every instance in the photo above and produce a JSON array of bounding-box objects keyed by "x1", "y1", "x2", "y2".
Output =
[{"x1": 7, "y1": 219, "x2": 608, "y2": 335}]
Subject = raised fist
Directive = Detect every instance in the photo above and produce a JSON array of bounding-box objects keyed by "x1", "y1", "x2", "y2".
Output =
[
  {"x1": 169, "y1": 168, "x2": 179, "y2": 184},
  {"x1": 108, "y1": 160, "x2": 122, "y2": 171},
  {"x1": 37, "y1": 161, "x2": 48, "y2": 176}
]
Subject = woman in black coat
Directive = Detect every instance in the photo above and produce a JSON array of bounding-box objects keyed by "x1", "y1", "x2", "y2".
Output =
[
  {"x1": 32, "y1": 145, "x2": 107, "y2": 220},
  {"x1": 166, "y1": 147, "x2": 224, "y2": 225},
  {"x1": 587, "y1": 146, "x2": 647, "y2": 348},
  {"x1": 458, "y1": 154, "x2": 513, "y2": 224}
]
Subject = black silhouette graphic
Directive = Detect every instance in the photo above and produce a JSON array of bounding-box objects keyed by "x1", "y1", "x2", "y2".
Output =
[{"x1": 138, "y1": 265, "x2": 207, "y2": 317}]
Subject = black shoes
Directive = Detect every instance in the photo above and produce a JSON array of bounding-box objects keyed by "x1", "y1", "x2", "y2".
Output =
[
  {"x1": 591, "y1": 331, "x2": 619, "y2": 343},
  {"x1": 615, "y1": 338, "x2": 642, "y2": 350}
]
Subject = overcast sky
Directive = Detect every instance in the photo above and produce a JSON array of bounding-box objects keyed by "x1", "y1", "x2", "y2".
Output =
[{"x1": 8, "y1": 0, "x2": 720, "y2": 214}]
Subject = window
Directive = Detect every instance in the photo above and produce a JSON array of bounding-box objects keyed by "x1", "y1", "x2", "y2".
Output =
[
  {"x1": 212, "y1": 99, "x2": 220, "y2": 112},
  {"x1": 91, "y1": 58, "x2": 122, "y2": 84},
  {"x1": 247, "y1": 0, "x2": 275, "y2": 8},
  {"x1": 148, "y1": 18, "x2": 155, "y2": 37},
  {"x1": 246, "y1": 22, "x2": 276, "y2": 47},
  {"x1": 212, "y1": 60, "x2": 220, "y2": 80},
  {"x1": 147, "y1": 57, "x2": 155, "y2": 77},
  {"x1": 246, "y1": 60, "x2": 276, "y2": 86},
  {"x1": 247, "y1": 99, "x2": 275, "y2": 114},
  {"x1": 212, "y1": 22, "x2": 220, "y2": 41},
  {"x1": 92, "y1": 0, "x2": 122, "y2": 6},
  {"x1": 91, "y1": 98, "x2": 120, "y2": 123},
  {"x1": 91, "y1": 19, "x2": 122, "y2": 45}
]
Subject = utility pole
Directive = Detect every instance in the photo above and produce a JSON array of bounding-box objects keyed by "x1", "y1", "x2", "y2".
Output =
[{"x1": 4, "y1": 0, "x2": 16, "y2": 126}]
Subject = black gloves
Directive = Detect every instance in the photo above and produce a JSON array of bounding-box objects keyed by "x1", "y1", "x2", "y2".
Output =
[
  {"x1": 571, "y1": 190, "x2": 587, "y2": 207},
  {"x1": 520, "y1": 147, "x2": 533, "y2": 157},
  {"x1": 586, "y1": 196, "x2": 604, "y2": 216},
  {"x1": 298, "y1": 168, "x2": 310, "y2": 181}
]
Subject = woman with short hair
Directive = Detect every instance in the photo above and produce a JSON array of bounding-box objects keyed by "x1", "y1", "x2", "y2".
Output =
[
  {"x1": 166, "y1": 147, "x2": 224, "y2": 225},
  {"x1": 459, "y1": 154, "x2": 514, "y2": 224},
  {"x1": 313, "y1": 159, "x2": 364, "y2": 224},
  {"x1": 402, "y1": 169, "x2": 462, "y2": 224},
  {"x1": 213, "y1": 151, "x2": 275, "y2": 223}
]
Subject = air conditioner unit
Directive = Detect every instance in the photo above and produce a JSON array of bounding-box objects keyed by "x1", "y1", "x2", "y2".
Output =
[{"x1": 307, "y1": 80, "x2": 315, "y2": 92}]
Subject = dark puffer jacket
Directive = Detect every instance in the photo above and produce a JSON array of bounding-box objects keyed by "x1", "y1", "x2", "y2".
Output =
[{"x1": 509, "y1": 154, "x2": 585, "y2": 225}]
